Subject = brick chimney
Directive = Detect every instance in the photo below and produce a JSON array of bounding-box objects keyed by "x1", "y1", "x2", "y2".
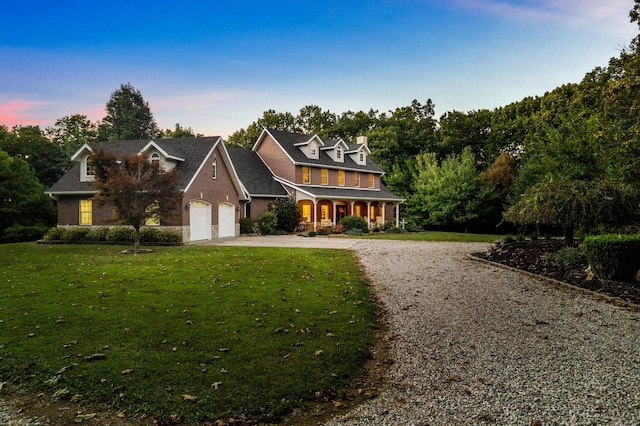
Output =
[{"x1": 356, "y1": 136, "x2": 368, "y2": 146}]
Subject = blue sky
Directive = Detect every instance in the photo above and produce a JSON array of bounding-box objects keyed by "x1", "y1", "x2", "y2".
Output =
[{"x1": 1, "y1": 1, "x2": 637, "y2": 138}]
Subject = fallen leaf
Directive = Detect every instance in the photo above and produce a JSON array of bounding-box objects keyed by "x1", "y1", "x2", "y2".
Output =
[
  {"x1": 70, "y1": 394, "x2": 83, "y2": 403},
  {"x1": 182, "y1": 394, "x2": 197, "y2": 402},
  {"x1": 445, "y1": 375, "x2": 461, "y2": 382},
  {"x1": 219, "y1": 347, "x2": 230, "y2": 352},
  {"x1": 73, "y1": 413, "x2": 96, "y2": 423},
  {"x1": 315, "y1": 350, "x2": 325, "y2": 356},
  {"x1": 121, "y1": 369, "x2": 134, "y2": 374},
  {"x1": 212, "y1": 381, "x2": 222, "y2": 390},
  {"x1": 84, "y1": 353, "x2": 105, "y2": 361},
  {"x1": 53, "y1": 388, "x2": 69, "y2": 399}
]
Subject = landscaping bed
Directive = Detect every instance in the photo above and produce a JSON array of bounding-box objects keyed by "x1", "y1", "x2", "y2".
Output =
[{"x1": 474, "y1": 239, "x2": 640, "y2": 306}]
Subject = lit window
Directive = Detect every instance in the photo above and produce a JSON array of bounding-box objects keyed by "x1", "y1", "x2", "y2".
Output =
[
  {"x1": 302, "y1": 167, "x2": 310, "y2": 184},
  {"x1": 321, "y1": 204, "x2": 329, "y2": 220},
  {"x1": 302, "y1": 204, "x2": 312, "y2": 222},
  {"x1": 321, "y1": 169, "x2": 328, "y2": 185},
  {"x1": 338, "y1": 170, "x2": 345, "y2": 186},
  {"x1": 354, "y1": 204, "x2": 361, "y2": 216},
  {"x1": 146, "y1": 203, "x2": 160, "y2": 226},
  {"x1": 80, "y1": 199, "x2": 92, "y2": 225},
  {"x1": 354, "y1": 172, "x2": 360, "y2": 187},
  {"x1": 212, "y1": 159, "x2": 217, "y2": 179},
  {"x1": 151, "y1": 152, "x2": 161, "y2": 166},
  {"x1": 368, "y1": 173, "x2": 375, "y2": 188}
]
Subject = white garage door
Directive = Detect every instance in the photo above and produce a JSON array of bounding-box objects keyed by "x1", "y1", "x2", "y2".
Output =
[
  {"x1": 189, "y1": 201, "x2": 211, "y2": 241},
  {"x1": 218, "y1": 203, "x2": 235, "y2": 238}
]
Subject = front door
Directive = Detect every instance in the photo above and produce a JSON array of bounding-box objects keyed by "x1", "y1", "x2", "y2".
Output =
[{"x1": 336, "y1": 205, "x2": 347, "y2": 222}]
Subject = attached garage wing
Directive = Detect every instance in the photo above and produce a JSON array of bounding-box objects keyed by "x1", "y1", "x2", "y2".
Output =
[
  {"x1": 218, "y1": 203, "x2": 235, "y2": 238},
  {"x1": 189, "y1": 201, "x2": 211, "y2": 241}
]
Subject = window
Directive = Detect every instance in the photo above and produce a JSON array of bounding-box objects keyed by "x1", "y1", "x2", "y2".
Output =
[
  {"x1": 146, "y1": 203, "x2": 160, "y2": 226},
  {"x1": 321, "y1": 169, "x2": 328, "y2": 185},
  {"x1": 368, "y1": 173, "x2": 375, "y2": 188},
  {"x1": 354, "y1": 204, "x2": 361, "y2": 216},
  {"x1": 338, "y1": 170, "x2": 345, "y2": 186},
  {"x1": 212, "y1": 159, "x2": 217, "y2": 179},
  {"x1": 302, "y1": 204, "x2": 312, "y2": 222},
  {"x1": 150, "y1": 152, "x2": 161, "y2": 166},
  {"x1": 79, "y1": 199, "x2": 92, "y2": 225},
  {"x1": 321, "y1": 204, "x2": 330, "y2": 220},
  {"x1": 336, "y1": 147, "x2": 342, "y2": 160},
  {"x1": 354, "y1": 172, "x2": 360, "y2": 187},
  {"x1": 359, "y1": 151, "x2": 365, "y2": 163},
  {"x1": 302, "y1": 167, "x2": 310, "y2": 184}
]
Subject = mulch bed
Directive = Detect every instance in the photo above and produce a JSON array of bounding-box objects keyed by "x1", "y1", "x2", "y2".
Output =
[{"x1": 473, "y1": 239, "x2": 640, "y2": 306}]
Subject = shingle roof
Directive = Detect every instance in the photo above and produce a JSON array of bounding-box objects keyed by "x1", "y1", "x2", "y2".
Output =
[
  {"x1": 282, "y1": 181, "x2": 403, "y2": 202},
  {"x1": 264, "y1": 128, "x2": 383, "y2": 173},
  {"x1": 47, "y1": 137, "x2": 221, "y2": 194},
  {"x1": 226, "y1": 147, "x2": 288, "y2": 197}
]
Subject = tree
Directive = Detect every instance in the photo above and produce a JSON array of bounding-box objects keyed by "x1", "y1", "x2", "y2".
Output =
[
  {"x1": 161, "y1": 123, "x2": 202, "y2": 138},
  {"x1": 98, "y1": 83, "x2": 160, "y2": 141},
  {"x1": 0, "y1": 150, "x2": 56, "y2": 241},
  {"x1": 504, "y1": 177, "x2": 637, "y2": 246},
  {"x1": 0, "y1": 125, "x2": 67, "y2": 187},
  {"x1": 46, "y1": 114, "x2": 98, "y2": 160},
  {"x1": 407, "y1": 147, "x2": 498, "y2": 231},
  {"x1": 227, "y1": 109, "x2": 299, "y2": 148},
  {"x1": 272, "y1": 197, "x2": 301, "y2": 232},
  {"x1": 89, "y1": 148, "x2": 181, "y2": 251}
]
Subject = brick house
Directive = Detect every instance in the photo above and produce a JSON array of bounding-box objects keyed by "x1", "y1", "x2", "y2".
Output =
[
  {"x1": 46, "y1": 137, "x2": 247, "y2": 242},
  {"x1": 229, "y1": 128, "x2": 404, "y2": 230}
]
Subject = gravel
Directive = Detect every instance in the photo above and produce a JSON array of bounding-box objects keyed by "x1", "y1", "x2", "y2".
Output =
[
  {"x1": 3, "y1": 239, "x2": 639, "y2": 425},
  {"x1": 325, "y1": 240, "x2": 640, "y2": 425}
]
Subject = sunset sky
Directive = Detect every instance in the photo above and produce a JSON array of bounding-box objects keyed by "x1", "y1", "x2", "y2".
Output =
[{"x1": 1, "y1": 1, "x2": 637, "y2": 138}]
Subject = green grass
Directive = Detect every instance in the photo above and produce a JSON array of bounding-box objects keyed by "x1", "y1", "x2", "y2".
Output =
[
  {"x1": 360, "y1": 231, "x2": 502, "y2": 243},
  {"x1": 0, "y1": 243, "x2": 378, "y2": 424}
]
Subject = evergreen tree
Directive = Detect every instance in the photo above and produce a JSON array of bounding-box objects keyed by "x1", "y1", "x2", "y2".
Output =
[{"x1": 98, "y1": 83, "x2": 160, "y2": 141}]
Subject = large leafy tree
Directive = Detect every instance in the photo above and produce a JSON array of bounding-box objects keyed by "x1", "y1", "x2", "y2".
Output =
[
  {"x1": 98, "y1": 83, "x2": 161, "y2": 141},
  {"x1": 407, "y1": 147, "x2": 498, "y2": 231},
  {"x1": 227, "y1": 109, "x2": 299, "y2": 148},
  {"x1": 89, "y1": 148, "x2": 182, "y2": 251},
  {"x1": 46, "y1": 114, "x2": 98, "y2": 161},
  {"x1": 0, "y1": 149, "x2": 56, "y2": 241},
  {"x1": 161, "y1": 123, "x2": 202, "y2": 138},
  {"x1": 0, "y1": 125, "x2": 66, "y2": 187}
]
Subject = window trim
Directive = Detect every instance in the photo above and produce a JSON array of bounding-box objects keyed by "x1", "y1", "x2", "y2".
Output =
[
  {"x1": 302, "y1": 166, "x2": 311, "y2": 184},
  {"x1": 338, "y1": 170, "x2": 345, "y2": 186},
  {"x1": 368, "y1": 173, "x2": 375, "y2": 188},
  {"x1": 354, "y1": 172, "x2": 360, "y2": 187},
  {"x1": 321, "y1": 168, "x2": 329, "y2": 185}
]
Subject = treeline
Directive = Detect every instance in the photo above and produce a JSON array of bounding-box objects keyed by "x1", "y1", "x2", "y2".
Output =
[{"x1": 227, "y1": 6, "x2": 640, "y2": 238}]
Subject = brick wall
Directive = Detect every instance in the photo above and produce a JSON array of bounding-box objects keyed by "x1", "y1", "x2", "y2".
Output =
[{"x1": 256, "y1": 134, "x2": 295, "y2": 182}]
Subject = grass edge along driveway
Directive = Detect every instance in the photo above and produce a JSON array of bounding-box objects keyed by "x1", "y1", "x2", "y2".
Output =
[{"x1": 0, "y1": 243, "x2": 378, "y2": 424}]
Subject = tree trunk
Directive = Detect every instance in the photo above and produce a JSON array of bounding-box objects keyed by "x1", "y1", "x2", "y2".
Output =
[
  {"x1": 134, "y1": 225, "x2": 141, "y2": 252},
  {"x1": 563, "y1": 226, "x2": 574, "y2": 247}
]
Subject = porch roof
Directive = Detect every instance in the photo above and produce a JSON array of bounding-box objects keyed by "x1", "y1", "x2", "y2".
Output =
[{"x1": 280, "y1": 179, "x2": 404, "y2": 203}]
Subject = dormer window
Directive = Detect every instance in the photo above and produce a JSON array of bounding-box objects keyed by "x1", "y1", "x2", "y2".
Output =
[
  {"x1": 310, "y1": 146, "x2": 317, "y2": 157},
  {"x1": 150, "y1": 152, "x2": 161, "y2": 166},
  {"x1": 336, "y1": 147, "x2": 342, "y2": 160},
  {"x1": 85, "y1": 159, "x2": 93, "y2": 177},
  {"x1": 359, "y1": 151, "x2": 365, "y2": 163}
]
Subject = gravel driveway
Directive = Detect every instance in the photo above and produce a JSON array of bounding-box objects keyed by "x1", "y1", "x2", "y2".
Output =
[
  {"x1": 2, "y1": 238, "x2": 638, "y2": 425},
  {"x1": 325, "y1": 240, "x2": 640, "y2": 425}
]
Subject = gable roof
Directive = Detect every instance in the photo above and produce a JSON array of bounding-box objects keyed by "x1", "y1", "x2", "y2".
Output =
[
  {"x1": 47, "y1": 137, "x2": 247, "y2": 200},
  {"x1": 255, "y1": 128, "x2": 383, "y2": 173},
  {"x1": 226, "y1": 146, "x2": 289, "y2": 197}
]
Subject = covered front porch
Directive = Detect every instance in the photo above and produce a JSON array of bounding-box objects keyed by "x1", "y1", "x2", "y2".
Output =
[{"x1": 297, "y1": 196, "x2": 401, "y2": 231}]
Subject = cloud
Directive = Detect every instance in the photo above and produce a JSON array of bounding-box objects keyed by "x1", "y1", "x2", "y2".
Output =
[
  {"x1": 447, "y1": 0, "x2": 636, "y2": 38},
  {"x1": 0, "y1": 98, "x2": 51, "y2": 128}
]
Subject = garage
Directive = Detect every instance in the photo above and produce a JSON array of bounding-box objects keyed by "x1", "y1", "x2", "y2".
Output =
[
  {"x1": 189, "y1": 201, "x2": 211, "y2": 241},
  {"x1": 218, "y1": 203, "x2": 236, "y2": 238}
]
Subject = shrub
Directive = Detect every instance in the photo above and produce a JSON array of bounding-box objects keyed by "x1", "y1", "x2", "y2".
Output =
[
  {"x1": 334, "y1": 224, "x2": 345, "y2": 234},
  {"x1": 554, "y1": 247, "x2": 586, "y2": 267},
  {"x1": 404, "y1": 221, "x2": 424, "y2": 233},
  {"x1": 318, "y1": 227, "x2": 334, "y2": 235},
  {"x1": 62, "y1": 227, "x2": 92, "y2": 243},
  {"x1": 344, "y1": 228, "x2": 364, "y2": 236},
  {"x1": 140, "y1": 228, "x2": 182, "y2": 243},
  {"x1": 44, "y1": 226, "x2": 66, "y2": 241},
  {"x1": 86, "y1": 227, "x2": 110, "y2": 242},
  {"x1": 239, "y1": 218, "x2": 255, "y2": 234},
  {"x1": 583, "y1": 234, "x2": 640, "y2": 282},
  {"x1": 503, "y1": 235, "x2": 516, "y2": 243},
  {"x1": 106, "y1": 226, "x2": 135, "y2": 243},
  {"x1": 257, "y1": 211, "x2": 278, "y2": 235},
  {"x1": 339, "y1": 215, "x2": 369, "y2": 233},
  {"x1": 308, "y1": 230, "x2": 317, "y2": 237},
  {"x1": 272, "y1": 197, "x2": 301, "y2": 233}
]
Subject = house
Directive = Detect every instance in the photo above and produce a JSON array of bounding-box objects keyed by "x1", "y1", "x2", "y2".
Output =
[
  {"x1": 229, "y1": 128, "x2": 404, "y2": 230},
  {"x1": 46, "y1": 137, "x2": 247, "y2": 242}
]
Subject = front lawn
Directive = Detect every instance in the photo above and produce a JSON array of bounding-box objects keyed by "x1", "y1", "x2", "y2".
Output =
[{"x1": 0, "y1": 243, "x2": 378, "y2": 424}]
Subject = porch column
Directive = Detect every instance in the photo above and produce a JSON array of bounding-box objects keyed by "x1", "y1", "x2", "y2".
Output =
[
  {"x1": 366, "y1": 201, "x2": 371, "y2": 229},
  {"x1": 332, "y1": 201, "x2": 337, "y2": 226},
  {"x1": 349, "y1": 200, "x2": 355, "y2": 216},
  {"x1": 395, "y1": 203, "x2": 400, "y2": 227},
  {"x1": 313, "y1": 199, "x2": 318, "y2": 231},
  {"x1": 381, "y1": 202, "x2": 386, "y2": 226}
]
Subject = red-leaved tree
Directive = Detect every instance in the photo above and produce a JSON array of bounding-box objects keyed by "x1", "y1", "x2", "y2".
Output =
[{"x1": 89, "y1": 148, "x2": 181, "y2": 251}]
